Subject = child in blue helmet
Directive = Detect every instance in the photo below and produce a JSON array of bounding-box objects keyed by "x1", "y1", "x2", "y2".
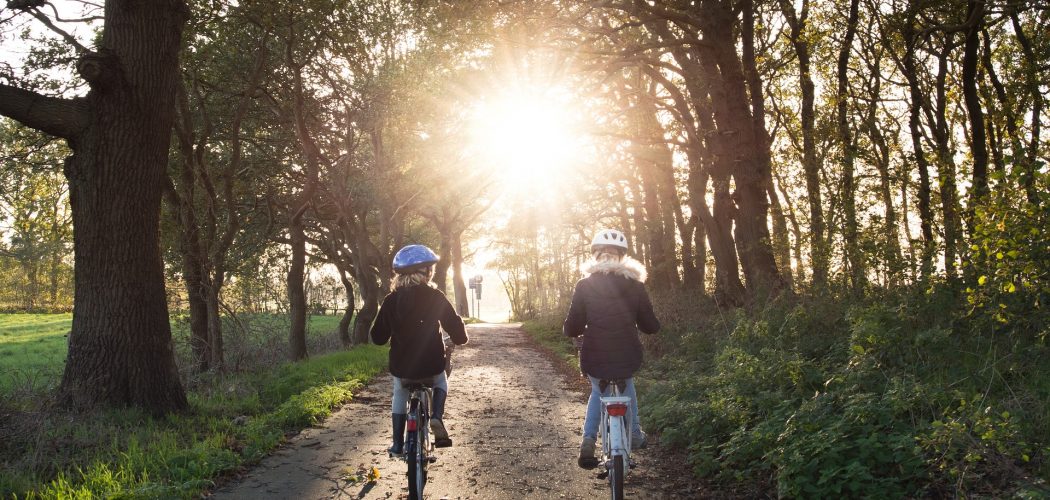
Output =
[{"x1": 370, "y1": 244, "x2": 469, "y2": 454}]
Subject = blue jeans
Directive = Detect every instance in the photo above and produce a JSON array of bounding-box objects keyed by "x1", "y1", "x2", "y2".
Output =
[{"x1": 582, "y1": 375, "x2": 641, "y2": 439}]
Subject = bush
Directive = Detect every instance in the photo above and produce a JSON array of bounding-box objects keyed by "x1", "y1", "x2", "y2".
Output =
[{"x1": 639, "y1": 289, "x2": 1050, "y2": 498}]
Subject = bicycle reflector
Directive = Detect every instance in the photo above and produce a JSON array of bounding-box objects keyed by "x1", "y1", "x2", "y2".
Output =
[
  {"x1": 607, "y1": 403, "x2": 629, "y2": 417},
  {"x1": 407, "y1": 417, "x2": 417, "y2": 432}
]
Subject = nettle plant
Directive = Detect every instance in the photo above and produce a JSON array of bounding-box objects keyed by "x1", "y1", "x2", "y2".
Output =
[{"x1": 917, "y1": 394, "x2": 1032, "y2": 493}]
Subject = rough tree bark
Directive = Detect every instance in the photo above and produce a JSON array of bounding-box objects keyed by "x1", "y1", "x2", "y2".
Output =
[
  {"x1": 930, "y1": 37, "x2": 962, "y2": 282},
  {"x1": 837, "y1": 0, "x2": 865, "y2": 291},
  {"x1": 692, "y1": 52, "x2": 746, "y2": 304},
  {"x1": 337, "y1": 266, "x2": 355, "y2": 347},
  {"x1": 781, "y1": 0, "x2": 827, "y2": 289},
  {"x1": 700, "y1": 1, "x2": 784, "y2": 294},
  {"x1": 0, "y1": 0, "x2": 191, "y2": 413},
  {"x1": 962, "y1": 0, "x2": 988, "y2": 218},
  {"x1": 897, "y1": 14, "x2": 936, "y2": 278},
  {"x1": 286, "y1": 38, "x2": 322, "y2": 361},
  {"x1": 452, "y1": 231, "x2": 469, "y2": 316}
]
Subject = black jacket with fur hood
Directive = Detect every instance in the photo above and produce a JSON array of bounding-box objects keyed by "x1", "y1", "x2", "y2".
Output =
[
  {"x1": 370, "y1": 284, "x2": 468, "y2": 379},
  {"x1": 562, "y1": 257, "x2": 660, "y2": 380}
]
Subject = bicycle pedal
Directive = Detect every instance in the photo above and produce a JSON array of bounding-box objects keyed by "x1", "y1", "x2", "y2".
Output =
[{"x1": 597, "y1": 470, "x2": 609, "y2": 480}]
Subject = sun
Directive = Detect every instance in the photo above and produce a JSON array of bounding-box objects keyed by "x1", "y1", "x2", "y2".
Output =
[{"x1": 468, "y1": 88, "x2": 584, "y2": 192}]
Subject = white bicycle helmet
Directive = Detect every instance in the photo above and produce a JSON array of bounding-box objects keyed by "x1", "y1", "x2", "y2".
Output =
[{"x1": 590, "y1": 229, "x2": 629, "y2": 253}]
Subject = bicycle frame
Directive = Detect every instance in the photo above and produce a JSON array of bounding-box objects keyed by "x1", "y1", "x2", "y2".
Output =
[
  {"x1": 599, "y1": 382, "x2": 632, "y2": 499},
  {"x1": 601, "y1": 395, "x2": 632, "y2": 459}
]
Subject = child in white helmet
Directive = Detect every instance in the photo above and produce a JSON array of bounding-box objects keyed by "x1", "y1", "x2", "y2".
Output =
[{"x1": 563, "y1": 229, "x2": 661, "y2": 469}]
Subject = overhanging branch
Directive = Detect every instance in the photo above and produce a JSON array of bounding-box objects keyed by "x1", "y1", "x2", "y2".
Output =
[{"x1": 0, "y1": 83, "x2": 88, "y2": 140}]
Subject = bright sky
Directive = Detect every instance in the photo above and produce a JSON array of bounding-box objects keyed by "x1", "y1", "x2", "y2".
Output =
[{"x1": 466, "y1": 82, "x2": 591, "y2": 198}]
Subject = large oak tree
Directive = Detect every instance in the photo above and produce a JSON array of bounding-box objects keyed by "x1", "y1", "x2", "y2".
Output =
[{"x1": 0, "y1": 0, "x2": 190, "y2": 413}]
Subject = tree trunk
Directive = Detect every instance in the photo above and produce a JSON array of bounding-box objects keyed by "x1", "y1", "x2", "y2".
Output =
[
  {"x1": 337, "y1": 268, "x2": 354, "y2": 347},
  {"x1": 743, "y1": 0, "x2": 791, "y2": 291},
  {"x1": 629, "y1": 88, "x2": 676, "y2": 288},
  {"x1": 351, "y1": 254, "x2": 381, "y2": 345},
  {"x1": 691, "y1": 51, "x2": 744, "y2": 304},
  {"x1": 782, "y1": 0, "x2": 826, "y2": 289},
  {"x1": 702, "y1": 6, "x2": 783, "y2": 293},
  {"x1": 182, "y1": 251, "x2": 210, "y2": 371},
  {"x1": 287, "y1": 216, "x2": 308, "y2": 361},
  {"x1": 767, "y1": 183, "x2": 793, "y2": 290},
  {"x1": 1009, "y1": 11, "x2": 1042, "y2": 204},
  {"x1": 837, "y1": 0, "x2": 864, "y2": 291},
  {"x1": 43, "y1": 0, "x2": 190, "y2": 413},
  {"x1": 452, "y1": 231, "x2": 469, "y2": 316},
  {"x1": 628, "y1": 181, "x2": 648, "y2": 265},
  {"x1": 962, "y1": 0, "x2": 988, "y2": 221},
  {"x1": 900, "y1": 26, "x2": 936, "y2": 278},
  {"x1": 433, "y1": 221, "x2": 453, "y2": 294},
  {"x1": 931, "y1": 39, "x2": 961, "y2": 282},
  {"x1": 47, "y1": 207, "x2": 65, "y2": 309},
  {"x1": 205, "y1": 274, "x2": 225, "y2": 370}
]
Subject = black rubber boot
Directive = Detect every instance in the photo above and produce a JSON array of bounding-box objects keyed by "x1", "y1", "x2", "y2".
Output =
[
  {"x1": 389, "y1": 413, "x2": 407, "y2": 456},
  {"x1": 430, "y1": 389, "x2": 452, "y2": 448}
]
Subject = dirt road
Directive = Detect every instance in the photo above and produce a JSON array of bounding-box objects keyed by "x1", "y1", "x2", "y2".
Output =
[{"x1": 209, "y1": 323, "x2": 700, "y2": 499}]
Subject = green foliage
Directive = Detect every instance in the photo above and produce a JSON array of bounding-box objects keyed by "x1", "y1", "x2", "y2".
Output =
[
  {"x1": 917, "y1": 395, "x2": 1031, "y2": 494},
  {"x1": 640, "y1": 289, "x2": 1050, "y2": 498},
  {"x1": 967, "y1": 171, "x2": 1050, "y2": 337},
  {"x1": 3, "y1": 345, "x2": 388, "y2": 499},
  {"x1": 0, "y1": 119, "x2": 73, "y2": 313}
]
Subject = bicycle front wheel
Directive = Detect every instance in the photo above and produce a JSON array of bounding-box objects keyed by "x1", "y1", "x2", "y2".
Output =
[{"x1": 609, "y1": 454, "x2": 624, "y2": 500}]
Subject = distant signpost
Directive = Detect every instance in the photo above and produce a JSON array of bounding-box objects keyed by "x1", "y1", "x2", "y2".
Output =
[{"x1": 468, "y1": 274, "x2": 483, "y2": 319}]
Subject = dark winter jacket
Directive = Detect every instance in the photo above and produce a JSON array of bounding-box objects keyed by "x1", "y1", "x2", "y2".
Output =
[
  {"x1": 563, "y1": 258, "x2": 660, "y2": 380},
  {"x1": 370, "y1": 284, "x2": 468, "y2": 379}
]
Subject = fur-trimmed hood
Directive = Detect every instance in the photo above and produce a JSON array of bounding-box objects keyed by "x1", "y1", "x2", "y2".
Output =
[{"x1": 582, "y1": 257, "x2": 647, "y2": 283}]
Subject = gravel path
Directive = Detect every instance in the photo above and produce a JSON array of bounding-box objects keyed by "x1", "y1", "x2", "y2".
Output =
[{"x1": 208, "y1": 323, "x2": 701, "y2": 499}]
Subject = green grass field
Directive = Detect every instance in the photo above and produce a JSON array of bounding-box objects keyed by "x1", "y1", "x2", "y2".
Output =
[
  {"x1": 0, "y1": 311, "x2": 383, "y2": 498},
  {"x1": 0, "y1": 313, "x2": 72, "y2": 392},
  {"x1": 0, "y1": 313, "x2": 348, "y2": 392}
]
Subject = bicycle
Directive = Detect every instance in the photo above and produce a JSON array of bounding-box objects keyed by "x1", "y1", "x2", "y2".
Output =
[
  {"x1": 396, "y1": 338, "x2": 454, "y2": 500},
  {"x1": 400, "y1": 380, "x2": 435, "y2": 500},
  {"x1": 597, "y1": 378, "x2": 633, "y2": 500}
]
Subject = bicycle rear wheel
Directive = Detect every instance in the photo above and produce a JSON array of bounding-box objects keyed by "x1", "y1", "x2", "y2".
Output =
[
  {"x1": 406, "y1": 400, "x2": 428, "y2": 499},
  {"x1": 608, "y1": 454, "x2": 624, "y2": 500}
]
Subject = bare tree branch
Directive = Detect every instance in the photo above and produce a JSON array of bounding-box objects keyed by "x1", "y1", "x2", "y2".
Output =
[{"x1": 23, "y1": 6, "x2": 92, "y2": 53}]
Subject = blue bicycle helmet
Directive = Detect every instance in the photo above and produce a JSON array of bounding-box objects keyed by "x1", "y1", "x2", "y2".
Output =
[{"x1": 392, "y1": 244, "x2": 440, "y2": 272}]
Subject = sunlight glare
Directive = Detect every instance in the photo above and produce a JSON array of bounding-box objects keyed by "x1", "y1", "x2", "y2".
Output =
[{"x1": 469, "y1": 91, "x2": 583, "y2": 192}]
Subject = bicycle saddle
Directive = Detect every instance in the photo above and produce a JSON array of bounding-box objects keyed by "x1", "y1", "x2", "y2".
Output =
[
  {"x1": 598, "y1": 379, "x2": 627, "y2": 393},
  {"x1": 402, "y1": 379, "x2": 434, "y2": 390}
]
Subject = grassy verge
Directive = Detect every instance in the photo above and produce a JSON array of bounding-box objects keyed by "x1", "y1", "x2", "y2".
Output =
[
  {"x1": 520, "y1": 318, "x2": 579, "y2": 372},
  {"x1": 1, "y1": 344, "x2": 388, "y2": 499}
]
